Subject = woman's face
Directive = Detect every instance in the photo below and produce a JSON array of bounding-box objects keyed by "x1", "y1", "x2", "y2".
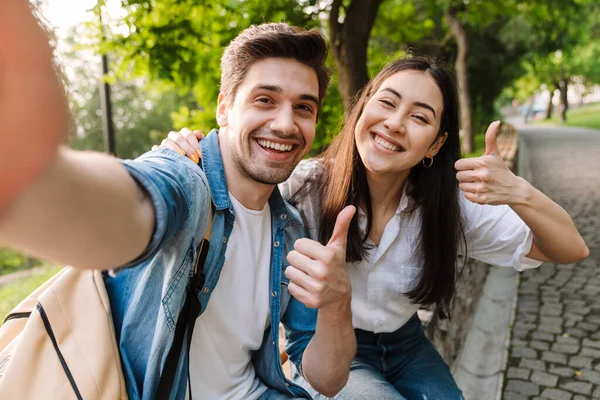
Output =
[{"x1": 354, "y1": 70, "x2": 447, "y2": 178}]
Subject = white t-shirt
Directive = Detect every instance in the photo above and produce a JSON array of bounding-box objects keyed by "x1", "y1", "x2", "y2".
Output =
[
  {"x1": 188, "y1": 193, "x2": 272, "y2": 400},
  {"x1": 280, "y1": 159, "x2": 543, "y2": 334}
]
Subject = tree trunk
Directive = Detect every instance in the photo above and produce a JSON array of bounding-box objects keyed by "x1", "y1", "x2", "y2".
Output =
[
  {"x1": 559, "y1": 77, "x2": 569, "y2": 123},
  {"x1": 329, "y1": 0, "x2": 383, "y2": 112},
  {"x1": 445, "y1": 8, "x2": 474, "y2": 155},
  {"x1": 546, "y1": 88, "x2": 554, "y2": 120}
]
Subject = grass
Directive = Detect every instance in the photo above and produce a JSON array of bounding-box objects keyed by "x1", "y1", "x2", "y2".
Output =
[
  {"x1": 542, "y1": 102, "x2": 600, "y2": 129},
  {"x1": 0, "y1": 264, "x2": 62, "y2": 322}
]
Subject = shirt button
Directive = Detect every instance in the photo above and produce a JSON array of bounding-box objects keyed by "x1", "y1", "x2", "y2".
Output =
[
  {"x1": 280, "y1": 214, "x2": 287, "y2": 220},
  {"x1": 222, "y1": 236, "x2": 227, "y2": 244},
  {"x1": 203, "y1": 287, "x2": 210, "y2": 294},
  {"x1": 272, "y1": 291, "x2": 278, "y2": 297},
  {"x1": 274, "y1": 241, "x2": 280, "y2": 247},
  {"x1": 285, "y1": 382, "x2": 290, "y2": 387}
]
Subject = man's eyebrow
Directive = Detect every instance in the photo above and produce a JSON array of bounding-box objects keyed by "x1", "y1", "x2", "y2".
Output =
[
  {"x1": 381, "y1": 87, "x2": 437, "y2": 119},
  {"x1": 254, "y1": 85, "x2": 319, "y2": 106},
  {"x1": 299, "y1": 93, "x2": 319, "y2": 106}
]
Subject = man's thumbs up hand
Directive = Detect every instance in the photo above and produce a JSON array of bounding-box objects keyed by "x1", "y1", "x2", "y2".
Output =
[{"x1": 285, "y1": 206, "x2": 356, "y2": 310}]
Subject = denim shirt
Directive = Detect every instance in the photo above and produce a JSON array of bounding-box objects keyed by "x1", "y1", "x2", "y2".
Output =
[{"x1": 104, "y1": 130, "x2": 317, "y2": 400}]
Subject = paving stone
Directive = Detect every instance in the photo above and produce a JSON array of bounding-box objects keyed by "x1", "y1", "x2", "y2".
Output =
[
  {"x1": 505, "y1": 380, "x2": 540, "y2": 396},
  {"x1": 540, "y1": 308, "x2": 563, "y2": 317},
  {"x1": 570, "y1": 307, "x2": 591, "y2": 315},
  {"x1": 530, "y1": 340, "x2": 550, "y2": 351},
  {"x1": 559, "y1": 381, "x2": 592, "y2": 395},
  {"x1": 555, "y1": 336, "x2": 580, "y2": 345},
  {"x1": 563, "y1": 314, "x2": 584, "y2": 323},
  {"x1": 541, "y1": 316, "x2": 565, "y2": 326},
  {"x1": 548, "y1": 366, "x2": 576, "y2": 377},
  {"x1": 564, "y1": 328, "x2": 586, "y2": 338},
  {"x1": 568, "y1": 356, "x2": 593, "y2": 369},
  {"x1": 551, "y1": 343, "x2": 580, "y2": 355},
  {"x1": 498, "y1": 128, "x2": 600, "y2": 400},
  {"x1": 520, "y1": 358, "x2": 546, "y2": 371},
  {"x1": 532, "y1": 331, "x2": 555, "y2": 342},
  {"x1": 503, "y1": 392, "x2": 529, "y2": 400},
  {"x1": 507, "y1": 367, "x2": 531, "y2": 380},
  {"x1": 542, "y1": 351, "x2": 568, "y2": 364},
  {"x1": 581, "y1": 347, "x2": 600, "y2": 358},
  {"x1": 512, "y1": 346, "x2": 538, "y2": 358},
  {"x1": 539, "y1": 388, "x2": 572, "y2": 400},
  {"x1": 513, "y1": 328, "x2": 530, "y2": 339},
  {"x1": 580, "y1": 369, "x2": 600, "y2": 385},
  {"x1": 576, "y1": 321, "x2": 599, "y2": 332},
  {"x1": 582, "y1": 338, "x2": 600, "y2": 349},
  {"x1": 530, "y1": 370, "x2": 558, "y2": 387},
  {"x1": 539, "y1": 323, "x2": 563, "y2": 334}
]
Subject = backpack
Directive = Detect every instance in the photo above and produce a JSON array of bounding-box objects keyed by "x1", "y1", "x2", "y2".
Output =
[{"x1": 0, "y1": 207, "x2": 212, "y2": 400}]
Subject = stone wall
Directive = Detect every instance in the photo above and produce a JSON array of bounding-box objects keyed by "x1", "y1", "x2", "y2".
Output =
[{"x1": 420, "y1": 259, "x2": 489, "y2": 368}]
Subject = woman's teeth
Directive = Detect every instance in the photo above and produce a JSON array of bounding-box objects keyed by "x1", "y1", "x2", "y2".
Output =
[
  {"x1": 373, "y1": 134, "x2": 400, "y2": 152},
  {"x1": 258, "y1": 139, "x2": 293, "y2": 152}
]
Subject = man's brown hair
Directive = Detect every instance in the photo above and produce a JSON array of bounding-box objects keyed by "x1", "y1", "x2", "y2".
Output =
[{"x1": 220, "y1": 23, "x2": 330, "y2": 109}]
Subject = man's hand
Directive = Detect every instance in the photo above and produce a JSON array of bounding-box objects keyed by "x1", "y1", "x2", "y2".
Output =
[
  {"x1": 454, "y1": 121, "x2": 526, "y2": 206},
  {"x1": 285, "y1": 206, "x2": 355, "y2": 310},
  {"x1": 0, "y1": 1, "x2": 69, "y2": 215}
]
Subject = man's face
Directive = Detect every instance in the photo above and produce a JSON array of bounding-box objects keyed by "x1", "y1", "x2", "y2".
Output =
[{"x1": 217, "y1": 58, "x2": 319, "y2": 185}]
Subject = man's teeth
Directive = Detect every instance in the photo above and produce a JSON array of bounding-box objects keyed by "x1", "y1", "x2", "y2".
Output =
[
  {"x1": 373, "y1": 135, "x2": 400, "y2": 151},
  {"x1": 257, "y1": 139, "x2": 293, "y2": 152}
]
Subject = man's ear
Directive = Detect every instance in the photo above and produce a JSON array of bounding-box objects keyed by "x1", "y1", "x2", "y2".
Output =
[
  {"x1": 216, "y1": 93, "x2": 229, "y2": 128},
  {"x1": 427, "y1": 132, "x2": 448, "y2": 158}
]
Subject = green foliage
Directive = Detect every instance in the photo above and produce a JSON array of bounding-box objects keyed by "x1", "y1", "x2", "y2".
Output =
[
  {"x1": 70, "y1": 0, "x2": 598, "y2": 157},
  {"x1": 63, "y1": 25, "x2": 197, "y2": 158},
  {"x1": 101, "y1": 0, "x2": 324, "y2": 139},
  {"x1": 0, "y1": 249, "x2": 40, "y2": 276}
]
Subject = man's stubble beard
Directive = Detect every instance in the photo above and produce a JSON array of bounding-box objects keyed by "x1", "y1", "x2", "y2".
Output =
[
  {"x1": 232, "y1": 128, "x2": 306, "y2": 185},
  {"x1": 232, "y1": 147, "x2": 299, "y2": 185}
]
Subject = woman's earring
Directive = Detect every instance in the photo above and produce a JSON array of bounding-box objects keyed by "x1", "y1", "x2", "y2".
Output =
[{"x1": 422, "y1": 156, "x2": 434, "y2": 168}]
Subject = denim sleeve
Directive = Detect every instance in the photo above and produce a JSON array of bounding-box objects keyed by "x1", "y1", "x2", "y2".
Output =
[
  {"x1": 118, "y1": 148, "x2": 207, "y2": 268},
  {"x1": 281, "y1": 295, "x2": 318, "y2": 376}
]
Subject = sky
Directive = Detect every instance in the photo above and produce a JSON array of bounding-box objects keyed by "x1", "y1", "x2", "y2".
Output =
[
  {"x1": 39, "y1": 0, "x2": 97, "y2": 36},
  {"x1": 39, "y1": 0, "x2": 123, "y2": 38}
]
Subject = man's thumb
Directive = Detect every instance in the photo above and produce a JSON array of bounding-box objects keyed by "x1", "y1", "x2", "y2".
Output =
[
  {"x1": 327, "y1": 205, "x2": 356, "y2": 248},
  {"x1": 485, "y1": 120, "x2": 502, "y2": 156}
]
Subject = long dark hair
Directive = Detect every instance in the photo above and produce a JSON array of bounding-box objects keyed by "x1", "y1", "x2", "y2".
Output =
[{"x1": 318, "y1": 57, "x2": 464, "y2": 319}]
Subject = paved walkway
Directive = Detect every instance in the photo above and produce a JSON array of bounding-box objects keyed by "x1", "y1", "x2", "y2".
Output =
[{"x1": 502, "y1": 125, "x2": 600, "y2": 400}]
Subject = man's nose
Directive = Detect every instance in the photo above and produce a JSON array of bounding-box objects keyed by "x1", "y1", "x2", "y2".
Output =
[{"x1": 270, "y1": 106, "x2": 299, "y2": 135}]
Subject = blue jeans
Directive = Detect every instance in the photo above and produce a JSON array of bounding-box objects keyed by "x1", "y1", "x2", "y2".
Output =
[{"x1": 295, "y1": 314, "x2": 463, "y2": 400}]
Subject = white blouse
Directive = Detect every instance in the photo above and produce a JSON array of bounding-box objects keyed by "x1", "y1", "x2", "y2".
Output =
[{"x1": 280, "y1": 159, "x2": 542, "y2": 333}]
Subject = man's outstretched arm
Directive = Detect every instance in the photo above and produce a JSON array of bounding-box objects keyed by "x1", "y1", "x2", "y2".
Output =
[{"x1": 0, "y1": 1, "x2": 155, "y2": 269}]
